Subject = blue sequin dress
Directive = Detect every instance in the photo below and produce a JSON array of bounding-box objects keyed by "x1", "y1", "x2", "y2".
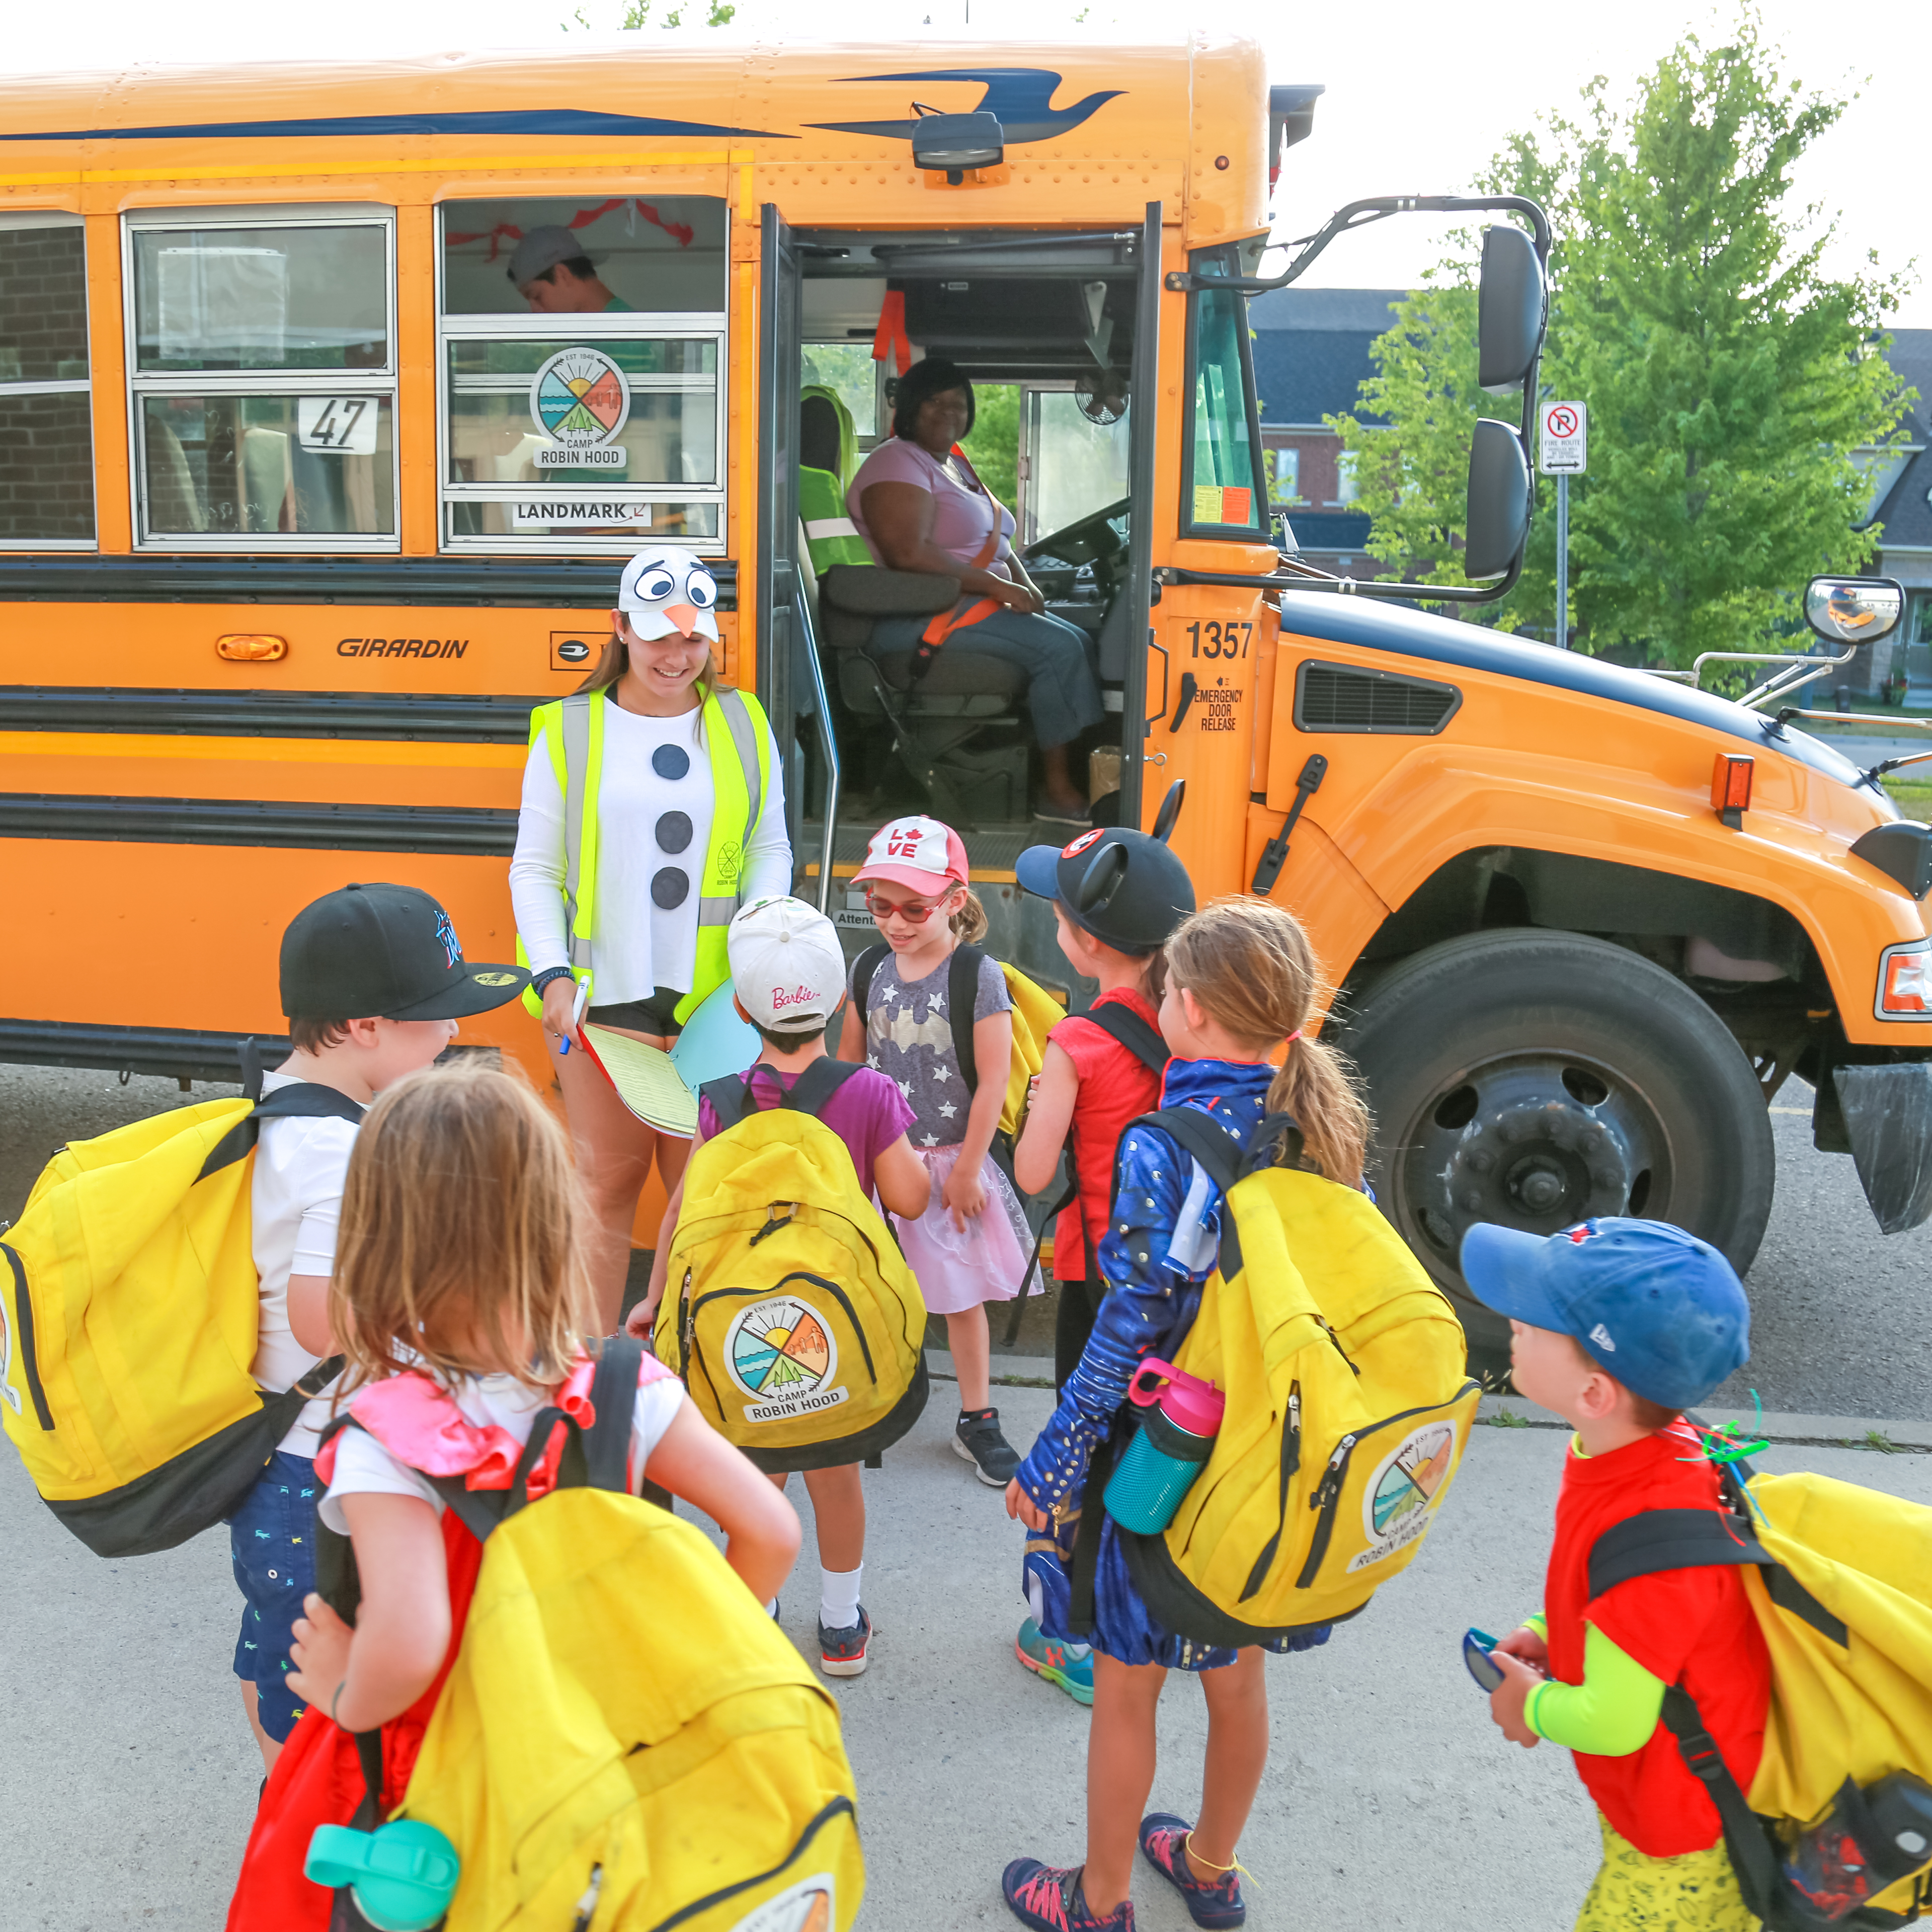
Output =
[{"x1": 1014, "y1": 1057, "x2": 1336, "y2": 1671}]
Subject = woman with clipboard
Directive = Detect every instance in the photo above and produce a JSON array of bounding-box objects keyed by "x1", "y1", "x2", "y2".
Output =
[{"x1": 510, "y1": 545, "x2": 791, "y2": 1331}]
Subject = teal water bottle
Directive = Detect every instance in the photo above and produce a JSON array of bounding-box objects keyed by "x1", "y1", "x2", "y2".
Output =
[
  {"x1": 1103, "y1": 1358, "x2": 1226, "y2": 1535},
  {"x1": 306, "y1": 1820, "x2": 460, "y2": 1931}
]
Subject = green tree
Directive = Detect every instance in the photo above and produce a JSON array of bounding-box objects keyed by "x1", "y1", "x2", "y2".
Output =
[
  {"x1": 960, "y1": 383, "x2": 1021, "y2": 510},
  {"x1": 1333, "y1": 11, "x2": 1912, "y2": 664},
  {"x1": 563, "y1": 0, "x2": 735, "y2": 30}
]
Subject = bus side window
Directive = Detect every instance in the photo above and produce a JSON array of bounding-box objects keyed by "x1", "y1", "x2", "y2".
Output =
[
  {"x1": 125, "y1": 208, "x2": 397, "y2": 549},
  {"x1": 0, "y1": 215, "x2": 95, "y2": 549},
  {"x1": 436, "y1": 195, "x2": 728, "y2": 554}
]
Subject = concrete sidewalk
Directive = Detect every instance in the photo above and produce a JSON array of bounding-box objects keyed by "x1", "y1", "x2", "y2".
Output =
[{"x1": 5, "y1": 1391, "x2": 1932, "y2": 1929}]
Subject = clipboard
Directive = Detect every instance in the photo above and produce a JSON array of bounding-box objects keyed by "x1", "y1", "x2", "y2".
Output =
[{"x1": 577, "y1": 982, "x2": 761, "y2": 1137}]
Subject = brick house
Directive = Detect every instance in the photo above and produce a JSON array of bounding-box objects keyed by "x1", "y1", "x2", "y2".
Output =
[{"x1": 1248, "y1": 287, "x2": 1402, "y2": 577}]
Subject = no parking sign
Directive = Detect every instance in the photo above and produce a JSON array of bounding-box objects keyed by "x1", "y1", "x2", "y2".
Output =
[{"x1": 1540, "y1": 401, "x2": 1588, "y2": 474}]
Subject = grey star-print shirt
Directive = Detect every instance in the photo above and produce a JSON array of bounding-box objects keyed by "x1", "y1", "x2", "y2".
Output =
[{"x1": 853, "y1": 947, "x2": 1010, "y2": 1149}]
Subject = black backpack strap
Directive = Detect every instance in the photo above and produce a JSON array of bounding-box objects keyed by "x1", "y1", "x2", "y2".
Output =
[
  {"x1": 1588, "y1": 1499, "x2": 1848, "y2": 1645},
  {"x1": 1123, "y1": 1106, "x2": 1247, "y2": 1280},
  {"x1": 1656, "y1": 1685, "x2": 1788, "y2": 1924},
  {"x1": 584, "y1": 1334, "x2": 643, "y2": 1493},
  {"x1": 197, "y1": 1080, "x2": 365, "y2": 1183},
  {"x1": 781, "y1": 1056, "x2": 866, "y2": 1116},
  {"x1": 238, "y1": 1035, "x2": 266, "y2": 1104},
  {"x1": 703, "y1": 1059, "x2": 865, "y2": 1134},
  {"x1": 851, "y1": 943, "x2": 889, "y2": 1030},
  {"x1": 1068, "y1": 999, "x2": 1168, "y2": 1075},
  {"x1": 700, "y1": 1072, "x2": 752, "y2": 1133},
  {"x1": 949, "y1": 945, "x2": 984, "y2": 1094}
]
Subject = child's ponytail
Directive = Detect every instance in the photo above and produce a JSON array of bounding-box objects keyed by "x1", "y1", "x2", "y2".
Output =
[
  {"x1": 1267, "y1": 1032, "x2": 1370, "y2": 1191},
  {"x1": 1164, "y1": 896, "x2": 1372, "y2": 1188},
  {"x1": 950, "y1": 886, "x2": 989, "y2": 945}
]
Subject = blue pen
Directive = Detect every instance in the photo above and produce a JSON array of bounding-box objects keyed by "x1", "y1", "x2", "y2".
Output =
[{"x1": 559, "y1": 980, "x2": 587, "y2": 1054}]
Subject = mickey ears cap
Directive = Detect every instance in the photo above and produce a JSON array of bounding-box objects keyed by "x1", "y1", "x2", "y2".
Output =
[
  {"x1": 279, "y1": 883, "x2": 529, "y2": 1023},
  {"x1": 1016, "y1": 824, "x2": 1196, "y2": 955}
]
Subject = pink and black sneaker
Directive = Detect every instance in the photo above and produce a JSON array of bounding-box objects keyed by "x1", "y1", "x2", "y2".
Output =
[
  {"x1": 1138, "y1": 1816, "x2": 1245, "y2": 1928},
  {"x1": 1001, "y1": 1860, "x2": 1135, "y2": 1930}
]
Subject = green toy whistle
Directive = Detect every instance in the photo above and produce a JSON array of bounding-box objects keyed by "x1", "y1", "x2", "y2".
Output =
[{"x1": 306, "y1": 1820, "x2": 460, "y2": 1931}]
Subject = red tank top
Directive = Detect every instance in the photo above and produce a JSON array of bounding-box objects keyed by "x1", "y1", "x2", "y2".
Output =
[{"x1": 1051, "y1": 987, "x2": 1166, "y2": 1281}]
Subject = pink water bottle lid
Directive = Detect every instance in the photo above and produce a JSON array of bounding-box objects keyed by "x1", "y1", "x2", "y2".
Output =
[{"x1": 1128, "y1": 1357, "x2": 1225, "y2": 1435}]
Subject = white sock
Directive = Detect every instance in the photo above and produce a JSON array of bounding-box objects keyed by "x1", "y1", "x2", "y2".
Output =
[
  {"x1": 820, "y1": 1563, "x2": 862, "y2": 1629},
  {"x1": 1065, "y1": 1642, "x2": 1092, "y2": 1659}
]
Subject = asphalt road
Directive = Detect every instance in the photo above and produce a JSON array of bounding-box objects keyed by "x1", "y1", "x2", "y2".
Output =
[{"x1": 5, "y1": 1061, "x2": 1927, "y2": 1420}]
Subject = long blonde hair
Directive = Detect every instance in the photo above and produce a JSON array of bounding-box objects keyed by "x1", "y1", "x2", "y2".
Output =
[
  {"x1": 1163, "y1": 896, "x2": 1372, "y2": 1187},
  {"x1": 331, "y1": 1060, "x2": 595, "y2": 1396}
]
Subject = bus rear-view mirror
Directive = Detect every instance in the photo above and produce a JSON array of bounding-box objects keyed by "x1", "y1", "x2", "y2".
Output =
[
  {"x1": 1465, "y1": 419, "x2": 1531, "y2": 579},
  {"x1": 1805, "y1": 576, "x2": 1905, "y2": 647},
  {"x1": 1477, "y1": 224, "x2": 1546, "y2": 394}
]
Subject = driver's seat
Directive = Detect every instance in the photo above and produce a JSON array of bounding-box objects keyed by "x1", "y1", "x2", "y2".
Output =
[{"x1": 815, "y1": 561, "x2": 1029, "y2": 826}]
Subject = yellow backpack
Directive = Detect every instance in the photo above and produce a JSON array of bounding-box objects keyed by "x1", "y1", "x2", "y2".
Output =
[
  {"x1": 1, "y1": 1082, "x2": 361, "y2": 1556},
  {"x1": 850, "y1": 942, "x2": 1062, "y2": 1139},
  {"x1": 1080, "y1": 1108, "x2": 1480, "y2": 1646},
  {"x1": 321, "y1": 1340, "x2": 865, "y2": 1932},
  {"x1": 656, "y1": 1060, "x2": 928, "y2": 1473},
  {"x1": 1589, "y1": 1459, "x2": 1932, "y2": 1927}
]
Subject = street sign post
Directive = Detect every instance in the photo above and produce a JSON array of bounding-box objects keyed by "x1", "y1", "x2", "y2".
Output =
[{"x1": 1540, "y1": 402, "x2": 1587, "y2": 649}]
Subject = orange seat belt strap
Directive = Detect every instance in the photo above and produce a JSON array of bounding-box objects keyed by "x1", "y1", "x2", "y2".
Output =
[
  {"x1": 871, "y1": 290, "x2": 914, "y2": 376},
  {"x1": 911, "y1": 446, "x2": 1009, "y2": 681}
]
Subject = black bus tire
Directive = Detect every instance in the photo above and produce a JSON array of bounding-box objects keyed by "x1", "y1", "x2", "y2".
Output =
[{"x1": 1329, "y1": 929, "x2": 1775, "y2": 1379}]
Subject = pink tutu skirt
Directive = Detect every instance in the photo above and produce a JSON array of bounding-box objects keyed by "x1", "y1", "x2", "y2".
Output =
[{"x1": 893, "y1": 1144, "x2": 1032, "y2": 1315}]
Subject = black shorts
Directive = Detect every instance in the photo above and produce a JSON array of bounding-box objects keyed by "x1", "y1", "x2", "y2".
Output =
[{"x1": 586, "y1": 986, "x2": 686, "y2": 1038}]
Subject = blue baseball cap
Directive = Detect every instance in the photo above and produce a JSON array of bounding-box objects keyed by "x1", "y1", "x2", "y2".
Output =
[{"x1": 1458, "y1": 1218, "x2": 1750, "y2": 1410}]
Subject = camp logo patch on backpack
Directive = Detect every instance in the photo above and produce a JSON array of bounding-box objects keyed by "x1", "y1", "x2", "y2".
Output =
[
  {"x1": 657, "y1": 1059, "x2": 928, "y2": 1473},
  {"x1": 729, "y1": 1873, "x2": 837, "y2": 1932},
  {"x1": 725, "y1": 1291, "x2": 848, "y2": 1424},
  {"x1": 1348, "y1": 1418, "x2": 1463, "y2": 1573}
]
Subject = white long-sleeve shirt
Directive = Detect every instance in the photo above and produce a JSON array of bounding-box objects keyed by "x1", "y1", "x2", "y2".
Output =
[{"x1": 508, "y1": 691, "x2": 792, "y2": 1005}]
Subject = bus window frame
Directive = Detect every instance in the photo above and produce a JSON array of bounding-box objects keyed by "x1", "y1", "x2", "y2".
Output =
[
  {"x1": 1179, "y1": 244, "x2": 1269, "y2": 542},
  {"x1": 0, "y1": 210, "x2": 98, "y2": 552},
  {"x1": 432, "y1": 199, "x2": 730, "y2": 558},
  {"x1": 121, "y1": 202, "x2": 400, "y2": 554}
]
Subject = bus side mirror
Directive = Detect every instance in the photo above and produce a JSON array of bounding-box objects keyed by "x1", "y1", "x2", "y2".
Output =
[
  {"x1": 1465, "y1": 419, "x2": 1531, "y2": 579},
  {"x1": 1805, "y1": 576, "x2": 1904, "y2": 647},
  {"x1": 1477, "y1": 225, "x2": 1546, "y2": 394}
]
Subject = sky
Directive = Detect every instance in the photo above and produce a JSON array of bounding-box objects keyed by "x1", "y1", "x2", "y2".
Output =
[{"x1": 5, "y1": 0, "x2": 1925, "y2": 325}]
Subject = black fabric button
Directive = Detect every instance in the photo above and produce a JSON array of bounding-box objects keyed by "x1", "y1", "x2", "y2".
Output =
[
  {"x1": 652, "y1": 745, "x2": 691, "y2": 780},
  {"x1": 651, "y1": 868, "x2": 691, "y2": 909},
  {"x1": 655, "y1": 810, "x2": 693, "y2": 854}
]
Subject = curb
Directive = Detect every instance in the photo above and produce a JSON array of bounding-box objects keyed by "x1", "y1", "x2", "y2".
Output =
[{"x1": 932, "y1": 1356, "x2": 1932, "y2": 1454}]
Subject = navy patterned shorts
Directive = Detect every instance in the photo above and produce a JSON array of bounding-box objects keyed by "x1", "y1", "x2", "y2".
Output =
[{"x1": 229, "y1": 1450, "x2": 318, "y2": 1742}]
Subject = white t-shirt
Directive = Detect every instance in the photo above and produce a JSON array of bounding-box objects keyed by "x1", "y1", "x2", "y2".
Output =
[
  {"x1": 318, "y1": 1366, "x2": 687, "y2": 1534},
  {"x1": 249, "y1": 1070, "x2": 362, "y2": 1460},
  {"x1": 507, "y1": 691, "x2": 792, "y2": 1006}
]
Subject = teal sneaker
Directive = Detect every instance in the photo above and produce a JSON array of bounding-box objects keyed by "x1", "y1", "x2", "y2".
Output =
[{"x1": 1015, "y1": 1617, "x2": 1094, "y2": 1706}]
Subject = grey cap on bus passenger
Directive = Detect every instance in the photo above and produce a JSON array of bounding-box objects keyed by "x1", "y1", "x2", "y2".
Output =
[{"x1": 507, "y1": 225, "x2": 597, "y2": 289}]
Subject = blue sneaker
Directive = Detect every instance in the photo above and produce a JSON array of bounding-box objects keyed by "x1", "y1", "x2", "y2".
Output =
[
  {"x1": 1015, "y1": 1617, "x2": 1094, "y2": 1706},
  {"x1": 1002, "y1": 1860, "x2": 1134, "y2": 1930},
  {"x1": 1138, "y1": 1815, "x2": 1245, "y2": 1928}
]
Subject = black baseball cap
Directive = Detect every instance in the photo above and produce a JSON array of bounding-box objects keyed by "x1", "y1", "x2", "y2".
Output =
[
  {"x1": 1016, "y1": 822, "x2": 1195, "y2": 955},
  {"x1": 280, "y1": 883, "x2": 529, "y2": 1021}
]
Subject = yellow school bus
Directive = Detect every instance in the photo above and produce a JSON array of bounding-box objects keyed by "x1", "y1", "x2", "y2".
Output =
[{"x1": 2, "y1": 34, "x2": 1926, "y2": 1365}]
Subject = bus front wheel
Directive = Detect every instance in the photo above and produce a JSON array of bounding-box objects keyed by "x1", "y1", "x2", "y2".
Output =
[{"x1": 1331, "y1": 929, "x2": 1776, "y2": 1383}]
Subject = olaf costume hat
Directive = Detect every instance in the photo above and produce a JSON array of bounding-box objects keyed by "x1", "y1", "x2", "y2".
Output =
[{"x1": 618, "y1": 546, "x2": 721, "y2": 642}]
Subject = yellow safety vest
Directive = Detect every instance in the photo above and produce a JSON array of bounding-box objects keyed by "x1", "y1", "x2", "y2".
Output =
[{"x1": 517, "y1": 682, "x2": 774, "y2": 1024}]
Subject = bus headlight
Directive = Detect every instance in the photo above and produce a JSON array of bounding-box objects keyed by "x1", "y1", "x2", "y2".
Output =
[{"x1": 1877, "y1": 940, "x2": 1932, "y2": 1018}]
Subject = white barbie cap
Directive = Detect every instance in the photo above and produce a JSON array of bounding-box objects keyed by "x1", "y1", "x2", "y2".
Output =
[{"x1": 727, "y1": 896, "x2": 848, "y2": 1033}]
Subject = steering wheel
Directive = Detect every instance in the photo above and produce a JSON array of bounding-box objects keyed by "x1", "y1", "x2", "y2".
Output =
[{"x1": 1022, "y1": 497, "x2": 1131, "y2": 572}]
